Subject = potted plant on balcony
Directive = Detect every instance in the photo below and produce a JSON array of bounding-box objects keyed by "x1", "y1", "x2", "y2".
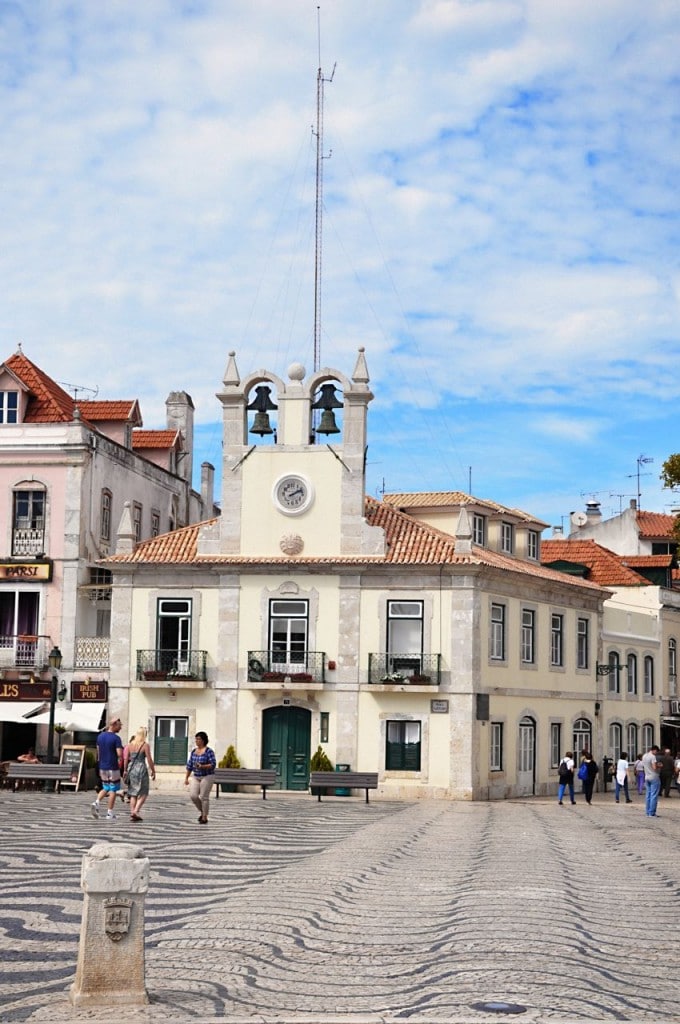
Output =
[
  {"x1": 142, "y1": 669, "x2": 166, "y2": 680},
  {"x1": 310, "y1": 744, "x2": 334, "y2": 795},
  {"x1": 218, "y1": 744, "x2": 241, "y2": 792},
  {"x1": 380, "y1": 672, "x2": 405, "y2": 683},
  {"x1": 408, "y1": 674, "x2": 431, "y2": 684}
]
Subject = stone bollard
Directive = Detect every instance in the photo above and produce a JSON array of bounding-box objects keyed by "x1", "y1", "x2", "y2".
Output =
[{"x1": 70, "y1": 842, "x2": 150, "y2": 1008}]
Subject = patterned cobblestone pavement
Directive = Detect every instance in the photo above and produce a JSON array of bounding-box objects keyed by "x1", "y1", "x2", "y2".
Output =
[{"x1": 0, "y1": 787, "x2": 678, "y2": 1024}]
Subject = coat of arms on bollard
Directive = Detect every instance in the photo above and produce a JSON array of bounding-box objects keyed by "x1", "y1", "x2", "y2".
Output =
[{"x1": 104, "y1": 897, "x2": 133, "y2": 941}]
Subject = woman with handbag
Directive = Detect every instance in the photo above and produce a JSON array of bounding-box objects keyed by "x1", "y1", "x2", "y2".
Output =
[
  {"x1": 184, "y1": 731, "x2": 217, "y2": 824},
  {"x1": 123, "y1": 726, "x2": 156, "y2": 822}
]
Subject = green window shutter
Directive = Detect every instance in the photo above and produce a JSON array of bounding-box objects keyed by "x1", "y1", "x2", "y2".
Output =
[{"x1": 155, "y1": 736, "x2": 188, "y2": 766}]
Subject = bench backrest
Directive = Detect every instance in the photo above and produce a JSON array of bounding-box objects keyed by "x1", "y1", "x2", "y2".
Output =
[
  {"x1": 310, "y1": 771, "x2": 378, "y2": 786},
  {"x1": 213, "y1": 769, "x2": 277, "y2": 783},
  {"x1": 5, "y1": 764, "x2": 72, "y2": 779}
]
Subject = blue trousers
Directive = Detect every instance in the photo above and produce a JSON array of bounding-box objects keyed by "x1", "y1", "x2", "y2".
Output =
[
  {"x1": 557, "y1": 781, "x2": 575, "y2": 803},
  {"x1": 645, "y1": 777, "x2": 661, "y2": 816}
]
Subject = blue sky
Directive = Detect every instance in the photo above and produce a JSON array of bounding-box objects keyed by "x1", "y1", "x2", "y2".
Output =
[{"x1": 1, "y1": 0, "x2": 679, "y2": 529}]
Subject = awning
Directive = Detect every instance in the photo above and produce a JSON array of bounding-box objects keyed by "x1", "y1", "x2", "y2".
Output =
[
  {"x1": 0, "y1": 702, "x2": 49, "y2": 724},
  {"x1": 29, "y1": 703, "x2": 106, "y2": 732}
]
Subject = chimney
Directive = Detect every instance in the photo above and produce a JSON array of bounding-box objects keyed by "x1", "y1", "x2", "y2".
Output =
[
  {"x1": 552, "y1": 525, "x2": 564, "y2": 537},
  {"x1": 201, "y1": 462, "x2": 215, "y2": 514},
  {"x1": 165, "y1": 391, "x2": 195, "y2": 485},
  {"x1": 585, "y1": 501, "x2": 602, "y2": 522}
]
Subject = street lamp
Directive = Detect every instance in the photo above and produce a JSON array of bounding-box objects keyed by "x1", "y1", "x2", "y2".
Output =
[{"x1": 46, "y1": 646, "x2": 63, "y2": 765}]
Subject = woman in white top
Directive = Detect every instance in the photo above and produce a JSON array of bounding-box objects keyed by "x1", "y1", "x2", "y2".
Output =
[{"x1": 615, "y1": 751, "x2": 632, "y2": 804}]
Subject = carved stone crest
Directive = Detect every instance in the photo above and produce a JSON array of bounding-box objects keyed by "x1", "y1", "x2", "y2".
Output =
[
  {"x1": 104, "y1": 897, "x2": 133, "y2": 941},
  {"x1": 280, "y1": 533, "x2": 304, "y2": 556}
]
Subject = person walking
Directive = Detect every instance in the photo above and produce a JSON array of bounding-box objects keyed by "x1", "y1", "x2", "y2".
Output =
[
  {"x1": 184, "y1": 731, "x2": 216, "y2": 824},
  {"x1": 659, "y1": 748, "x2": 675, "y2": 798},
  {"x1": 91, "y1": 718, "x2": 123, "y2": 820},
  {"x1": 557, "y1": 751, "x2": 576, "y2": 805},
  {"x1": 579, "y1": 751, "x2": 599, "y2": 805},
  {"x1": 642, "y1": 744, "x2": 662, "y2": 817},
  {"x1": 614, "y1": 751, "x2": 632, "y2": 804},
  {"x1": 123, "y1": 726, "x2": 156, "y2": 822},
  {"x1": 633, "y1": 753, "x2": 645, "y2": 795}
]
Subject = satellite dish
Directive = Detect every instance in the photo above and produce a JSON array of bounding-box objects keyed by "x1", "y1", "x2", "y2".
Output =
[{"x1": 571, "y1": 511, "x2": 588, "y2": 527}]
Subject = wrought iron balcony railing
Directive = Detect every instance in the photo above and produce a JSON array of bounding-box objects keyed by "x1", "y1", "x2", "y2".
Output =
[
  {"x1": 368, "y1": 652, "x2": 442, "y2": 685},
  {"x1": 74, "y1": 637, "x2": 110, "y2": 669},
  {"x1": 12, "y1": 527, "x2": 45, "y2": 557},
  {"x1": 0, "y1": 634, "x2": 51, "y2": 669},
  {"x1": 136, "y1": 649, "x2": 208, "y2": 682},
  {"x1": 247, "y1": 650, "x2": 326, "y2": 684}
]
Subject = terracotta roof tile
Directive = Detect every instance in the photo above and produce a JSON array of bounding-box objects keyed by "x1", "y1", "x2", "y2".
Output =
[
  {"x1": 383, "y1": 490, "x2": 547, "y2": 526},
  {"x1": 78, "y1": 400, "x2": 141, "y2": 424},
  {"x1": 636, "y1": 510, "x2": 677, "y2": 539},
  {"x1": 132, "y1": 430, "x2": 180, "y2": 450},
  {"x1": 541, "y1": 538, "x2": 648, "y2": 586},
  {"x1": 106, "y1": 498, "x2": 605, "y2": 593},
  {"x1": 4, "y1": 352, "x2": 75, "y2": 423},
  {"x1": 622, "y1": 554, "x2": 673, "y2": 568}
]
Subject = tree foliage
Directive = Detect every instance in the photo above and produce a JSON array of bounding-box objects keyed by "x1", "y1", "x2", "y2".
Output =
[{"x1": 661, "y1": 454, "x2": 680, "y2": 490}]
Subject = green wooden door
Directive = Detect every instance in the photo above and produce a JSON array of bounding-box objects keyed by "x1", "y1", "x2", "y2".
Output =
[{"x1": 262, "y1": 706, "x2": 311, "y2": 790}]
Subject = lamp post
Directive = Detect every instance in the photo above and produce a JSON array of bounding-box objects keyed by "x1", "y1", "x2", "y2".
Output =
[{"x1": 46, "y1": 646, "x2": 63, "y2": 765}]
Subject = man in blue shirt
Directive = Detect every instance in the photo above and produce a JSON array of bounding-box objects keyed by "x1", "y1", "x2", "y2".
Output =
[{"x1": 91, "y1": 718, "x2": 123, "y2": 820}]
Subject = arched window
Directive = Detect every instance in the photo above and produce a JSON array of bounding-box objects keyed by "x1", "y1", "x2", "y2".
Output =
[
  {"x1": 627, "y1": 654, "x2": 637, "y2": 695},
  {"x1": 642, "y1": 723, "x2": 654, "y2": 750},
  {"x1": 608, "y1": 722, "x2": 622, "y2": 761},
  {"x1": 644, "y1": 656, "x2": 654, "y2": 696},
  {"x1": 573, "y1": 718, "x2": 592, "y2": 756},
  {"x1": 608, "y1": 651, "x2": 620, "y2": 694},
  {"x1": 627, "y1": 723, "x2": 638, "y2": 758}
]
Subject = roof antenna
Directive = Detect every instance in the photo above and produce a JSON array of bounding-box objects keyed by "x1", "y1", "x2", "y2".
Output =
[
  {"x1": 59, "y1": 381, "x2": 99, "y2": 402},
  {"x1": 312, "y1": 6, "x2": 335, "y2": 375}
]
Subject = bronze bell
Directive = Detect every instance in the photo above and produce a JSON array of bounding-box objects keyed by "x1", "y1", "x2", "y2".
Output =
[
  {"x1": 312, "y1": 382, "x2": 343, "y2": 435},
  {"x1": 316, "y1": 409, "x2": 341, "y2": 435},
  {"x1": 247, "y1": 385, "x2": 278, "y2": 436}
]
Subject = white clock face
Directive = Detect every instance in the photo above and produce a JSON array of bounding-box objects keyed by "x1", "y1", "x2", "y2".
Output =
[{"x1": 273, "y1": 475, "x2": 313, "y2": 515}]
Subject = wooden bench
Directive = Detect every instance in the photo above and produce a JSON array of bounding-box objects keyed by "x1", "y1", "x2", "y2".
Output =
[
  {"x1": 213, "y1": 768, "x2": 277, "y2": 799},
  {"x1": 1, "y1": 763, "x2": 73, "y2": 792},
  {"x1": 310, "y1": 771, "x2": 379, "y2": 803}
]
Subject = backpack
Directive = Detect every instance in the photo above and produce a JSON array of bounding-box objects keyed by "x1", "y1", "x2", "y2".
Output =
[
  {"x1": 558, "y1": 759, "x2": 570, "y2": 779},
  {"x1": 577, "y1": 761, "x2": 589, "y2": 781}
]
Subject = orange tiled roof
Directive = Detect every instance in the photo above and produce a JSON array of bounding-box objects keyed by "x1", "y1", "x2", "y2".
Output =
[
  {"x1": 383, "y1": 490, "x2": 547, "y2": 526},
  {"x1": 622, "y1": 555, "x2": 673, "y2": 568},
  {"x1": 541, "y1": 538, "x2": 648, "y2": 586},
  {"x1": 636, "y1": 510, "x2": 677, "y2": 539},
  {"x1": 4, "y1": 352, "x2": 75, "y2": 423},
  {"x1": 78, "y1": 400, "x2": 141, "y2": 424},
  {"x1": 132, "y1": 430, "x2": 180, "y2": 450},
  {"x1": 106, "y1": 498, "x2": 605, "y2": 593}
]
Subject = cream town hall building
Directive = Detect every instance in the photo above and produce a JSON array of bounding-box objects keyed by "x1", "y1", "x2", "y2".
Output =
[{"x1": 105, "y1": 350, "x2": 663, "y2": 799}]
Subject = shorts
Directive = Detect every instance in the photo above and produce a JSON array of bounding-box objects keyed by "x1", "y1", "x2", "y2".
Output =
[{"x1": 100, "y1": 769, "x2": 121, "y2": 793}]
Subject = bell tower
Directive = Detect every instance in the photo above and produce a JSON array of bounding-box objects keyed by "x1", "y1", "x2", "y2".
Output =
[{"x1": 198, "y1": 348, "x2": 384, "y2": 559}]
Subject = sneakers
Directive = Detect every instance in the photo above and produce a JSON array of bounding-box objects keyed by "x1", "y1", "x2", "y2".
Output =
[
  {"x1": 90, "y1": 801, "x2": 100, "y2": 819},
  {"x1": 106, "y1": 811, "x2": 116, "y2": 820}
]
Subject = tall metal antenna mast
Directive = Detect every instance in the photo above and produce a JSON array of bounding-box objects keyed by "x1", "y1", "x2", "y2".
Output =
[{"x1": 312, "y1": 8, "x2": 335, "y2": 373}]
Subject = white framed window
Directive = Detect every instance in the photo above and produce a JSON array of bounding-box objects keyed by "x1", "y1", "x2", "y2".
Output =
[
  {"x1": 627, "y1": 653, "x2": 637, "y2": 695},
  {"x1": 269, "y1": 599, "x2": 308, "y2": 670},
  {"x1": 527, "y1": 530, "x2": 538, "y2": 560},
  {"x1": 669, "y1": 638, "x2": 677, "y2": 692},
  {"x1": 490, "y1": 603, "x2": 506, "y2": 661},
  {"x1": 386, "y1": 720, "x2": 421, "y2": 771},
  {"x1": 490, "y1": 722, "x2": 503, "y2": 771},
  {"x1": 0, "y1": 391, "x2": 19, "y2": 423},
  {"x1": 551, "y1": 613, "x2": 563, "y2": 667},
  {"x1": 573, "y1": 717, "x2": 592, "y2": 756},
  {"x1": 608, "y1": 651, "x2": 620, "y2": 694},
  {"x1": 154, "y1": 716, "x2": 189, "y2": 766},
  {"x1": 12, "y1": 488, "x2": 46, "y2": 556},
  {"x1": 157, "y1": 598, "x2": 192, "y2": 671},
  {"x1": 520, "y1": 608, "x2": 535, "y2": 664},
  {"x1": 550, "y1": 723, "x2": 561, "y2": 768},
  {"x1": 627, "y1": 723, "x2": 638, "y2": 758},
  {"x1": 608, "y1": 722, "x2": 622, "y2": 762},
  {"x1": 577, "y1": 617, "x2": 589, "y2": 670},
  {"x1": 473, "y1": 514, "x2": 486, "y2": 546},
  {"x1": 642, "y1": 723, "x2": 654, "y2": 750},
  {"x1": 501, "y1": 522, "x2": 514, "y2": 554},
  {"x1": 644, "y1": 655, "x2": 654, "y2": 696},
  {"x1": 386, "y1": 601, "x2": 423, "y2": 665}
]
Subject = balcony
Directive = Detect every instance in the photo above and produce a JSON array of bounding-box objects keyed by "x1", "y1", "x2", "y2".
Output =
[
  {"x1": 74, "y1": 637, "x2": 110, "y2": 669},
  {"x1": 0, "y1": 635, "x2": 52, "y2": 670},
  {"x1": 136, "y1": 649, "x2": 208, "y2": 683},
  {"x1": 12, "y1": 527, "x2": 45, "y2": 557},
  {"x1": 367, "y1": 653, "x2": 442, "y2": 686},
  {"x1": 247, "y1": 651, "x2": 326, "y2": 685}
]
